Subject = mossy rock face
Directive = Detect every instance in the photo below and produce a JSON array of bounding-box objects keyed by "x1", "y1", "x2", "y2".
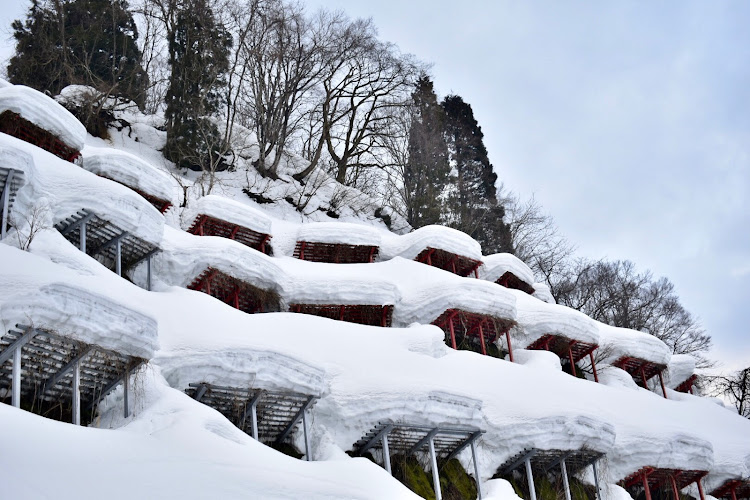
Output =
[
  {"x1": 439, "y1": 458, "x2": 478, "y2": 500},
  {"x1": 392, "y1": 455, "x2": 436, "y2": 500}
]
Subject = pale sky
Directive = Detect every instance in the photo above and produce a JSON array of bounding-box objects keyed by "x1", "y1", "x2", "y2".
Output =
[{"x1": 0, "y1": 0, "x2": 748, "y2": 370}]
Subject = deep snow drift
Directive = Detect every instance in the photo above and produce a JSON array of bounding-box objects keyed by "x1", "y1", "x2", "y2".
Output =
[{"x1": 1, "y1": 82, "x2": 749, "y2": 500}]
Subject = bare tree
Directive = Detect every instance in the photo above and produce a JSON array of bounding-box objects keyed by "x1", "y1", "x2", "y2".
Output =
[{"x1": 709, "y1": 368, "x2": 750, "y2": 418}]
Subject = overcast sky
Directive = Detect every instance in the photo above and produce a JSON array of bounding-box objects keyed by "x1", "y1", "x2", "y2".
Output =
[
  {"x1": 299, "y1": 0, "x2": 750, "y2": 370},
  {"x1": 0, "y1": 1, "x2": 747, "y2": 370}
]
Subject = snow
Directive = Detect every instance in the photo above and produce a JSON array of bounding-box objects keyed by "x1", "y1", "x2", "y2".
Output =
[
  {"x1": 666, "y1": 354, "x2": 697, "y2": 389},
  {"x1": 183, "y1": 194, "x2": 273, "y2": 235},
  {"x1": 297, "y1": 221, "x2": 382, "y2": 246},
  {"x1": 480, "y1": 253, "x2": 536, "y2": 286},
  {"x1": 82, "y1": 145, "x2": 177, "y2": 203},
  {"x1": 0, "y1": 85, "x2": 86, "y2": 151},
  {"x1": 532, "y1": 282, "x2": 556, "y2": 303},
  {"x1": 512, "y1": 289, "x2": 600, "y2": 348},
  {"x1": 1, "y1": 95, "x2": 750, "y2": 500},
  {"x1": 380, "y1": 224, "x2": 483, "y2": 261},
  {"x1": 597, "y1": 322, "x2": 673, "y2": 367},
  {"x1": 0, "y1": 134, "x2": 164, "y2": 247}
]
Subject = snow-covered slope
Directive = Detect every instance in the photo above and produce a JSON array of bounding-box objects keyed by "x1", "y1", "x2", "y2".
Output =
[{"x1": 1, "y1": 83, "x2": 749, "y2": 500}]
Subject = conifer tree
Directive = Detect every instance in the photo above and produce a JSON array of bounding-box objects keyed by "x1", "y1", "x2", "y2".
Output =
[
  {"x1": 403, "y1": 76, "x2": 450, "y2": 228},
  {"x1": 8, "y1": 0, "x2": 147, "y2": 106},
  {"x1": 441, "y1": 94, "x2": 512, "y2": 253},
  {"x1": 163, "y1": 0, "x2": 231, "y2": 173}
]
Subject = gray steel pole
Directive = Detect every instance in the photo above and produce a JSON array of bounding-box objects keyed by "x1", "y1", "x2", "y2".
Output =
[
  {"x1": 561, "y1": 459, "x2": 572, "y2": 500},
  {"x1": 471, "y1": 439, "x2": 483, "y2": 500},
  {"x1": 0, "y1": 171, "x2": 12, "y2": 240},
  {"x1": 147, "y1": 255, "x2": 152, "y2": 291},
  {"x1": 525, "y1": 458, "x2": 537, "y2": 500},
  {"x1": 429, "y1": 436, "x2": 442, "y2": 500},
  {"x1": 115, "y1": 238, "x2": 122, "y2": 276},
  {"x1": 72, "y1": 361, "x2": 81, "y2": 425},
  {"x1": 80, "y1": 220, "x2": 87, "y2": 253},
  {"x1": 302, "y1": 409, "x2": 311, "y2": 461},
  {"x1": 123, "y1": 368, "x2": 130, "y2": 419},
  {"x1": 11, "y1": 346, "x2": 21, "y2": 407},
  {"x1": 251, "y1": 398, "x2": 259, "y2": 441},
  {"x1": 382, "y1": 434, "x2": 392, "y2": 475},
  {"x1": 592, "y1": 461, "x2": 602, "y2": 500}
]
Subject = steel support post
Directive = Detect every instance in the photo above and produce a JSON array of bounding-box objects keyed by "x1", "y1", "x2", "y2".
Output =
[
  {"x1": 592, "y1": 461, "x2": 602, "y2": 500},
  {"x1": 302, "y1": 409, "x2": 312, "y2": 461},
  {"x1": 590, "y1": 352, "x2": 599, "y2": 383},
  {"x1": 0, "y1": 170, "x2": 12, "y2": 240},
  {"x1": 696, "y1": 478, "x2": 706, "y2": 500},
  {"x1": 448, "y1": 317, "x2": 457, "y2": 349},
  {"x1": 428, "y1": 435, "x2": 442, "y2": 500},
  {"x1": 12, "y1": 346, "x2": 21, "y2": 407},
  {"x1": 525, "y1": 458, "x2": 537, "y2": 500},
  {"x1": 670, "y1": 476, "x2": 680, "y2": 500},
  {"x1": 568, "y1": 346, "x2": 577, "y2": 377},
  {"x1": 72, "y1": 361, "x2": 81, "y2": 425},
  {"x1": 561, "y1": 459, "x2": 572, "y2": 500},
  {"x1": 659, "y1": 371, "x2": 668, "y2": 399},
  {"x1": 79, "y1": 220, "x2": 87, "y2": 254},
  {"x1": 730, "y1": 486, "x2": 738, "y2": 500},
  {"x1": 478, "y1": 323, "x2": 487, "y2": 355},
  {"x1": 642, "y1": 472, "x2": 653, "y2": 500},
  {"x1": 506, "y1": 330, "x2": 514, "y2": 362},
  {"x1": 147, "y1": 255, "x2": 152, "y2": 291},
  {"x1": 471, "y1": 438, "x2": 482, "y2": 500},
  {"x1": 382, "y1": 433, "x2": 392, "y2": 475},
  {"x1": 123, "y1": 368, "x2": 130, "y2": 419},
  {"x1": 251, "y1": 398, "x2": 259, "y2": 441},
  {"x1": 115, "y1": 238, "x2": 122, "y2": 276}
]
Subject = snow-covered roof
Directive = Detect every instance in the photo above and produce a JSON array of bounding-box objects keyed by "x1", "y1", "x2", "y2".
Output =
[
  {"x1": 0, "y1": 134, "x2": 164, "y2": 247},
  {"x1": 157, "y1": 227, "x2": 285, "y2": 293},
  {"x1": 82, "y1": 146, "x2": 176, "y2": 202},
  {"x1": 158, "y1": 349, "x2": 327, "y2": 397},
  {"x1": 0, "y1": 85, "x2": 86, "y2": 151},
  {"x1": 490, "y1": 415, "x2": 616, "y2": 461},
  {"x1": 479, "y1": 253, "x2": 535, "y2": 286},
  {"x1": 532, "y1": 282, "x2": 556, "y2": 304},
  {"x1": 184, "y1": 194, "x2": 272, "y2": 235},
  {"x1": 513, "y1": 291, "x2": 600, "y2": 347},
  {"x1": 0, "y1": 282, "x2": 157, "y2": 359},
  {"x1": 394, "y1": 267, "x2": 517, "y2": 326},
  {"x1": 597, "y1": 322, "x2": 672, "y2": 367},
  {"x1": 666, "y1": 354, "x2": 697, "y2": 389},
  {"x1": 297, "y1": 221, "x2": 382, "y2": 247},
  {"x1": 611, "y1": 432, "x2": 714, "y2": 480},
  {"x1": 380, "y1": 224, "x2": 483, "y2": 261}
]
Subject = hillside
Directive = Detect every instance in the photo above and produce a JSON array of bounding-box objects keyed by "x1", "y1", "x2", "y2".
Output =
[{"x1": 0, "y1": 82, "x2": 749, "y2": 500}]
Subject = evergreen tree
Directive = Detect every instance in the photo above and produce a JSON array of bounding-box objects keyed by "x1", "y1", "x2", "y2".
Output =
[
  {"x1": 8, "y1": 0, "x2": 147, "y2": 106},
  {"x1": 163, "y1": 0, "x2": 231, "y2": 173},
  {"x1": 441, "y1": 94, "x2": 512, "y2": 253},
  {"x1": 403, "y1": 76, "x2": 450, "y2": 228}
]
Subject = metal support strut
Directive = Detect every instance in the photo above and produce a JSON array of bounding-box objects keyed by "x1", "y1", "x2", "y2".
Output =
[
  {"x1": 382, "y1": 433, "x2": 392, "y2": 475},
  {"x1": 428, "y1": 435, "x2": 442, "y2": 500},
  {"x1": 525, "y1": 458, "x2": 537, "y2": 500},
  {"x1": 1, "y1": 170, "x2": 14, "y2": 240},
  {"x1": 561, "y1": 458, "x2": 572, "y2": 500}
]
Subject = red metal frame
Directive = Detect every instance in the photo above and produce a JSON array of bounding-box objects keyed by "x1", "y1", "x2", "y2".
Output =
[
  {"x1": 415, "y1": 247, "x2": 481, "y2": 278},
  {"x1": 613, "y1": 356, "x2": 668, "y2": 398},
  {"x1": 526, "y1": 334, "x2": 599, "y2": 382},
  {"x1": 621, "y1": 467, "x2": 708, "y2": 500},
  {"x1": 289, "y1": 303, "x2": 393, "y2": 327},
  {"x1": 495, "y1": 271, "x2": 536, "y2": 295},
  {"x1": 189, "y1": 214, "x2": 272, "y2": 254},
  {"x1": 293, "y1": 241, "x2": 378, "y2": 264},
  {"x1": 431, "y1": 308, "x2": 514, "y2": 357},
  {"x1": 674, "y1": 374, "x2": 698, "y2": 395},
  {"x1": 187, "y1": 267, "x2": 277, "y2": 313},
  {"x1": 711, "y1": 479, "x2": 750, "y2": 500},
  {"x1": 0, "y1": 111, "x2": 80, "y2": 163}
]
